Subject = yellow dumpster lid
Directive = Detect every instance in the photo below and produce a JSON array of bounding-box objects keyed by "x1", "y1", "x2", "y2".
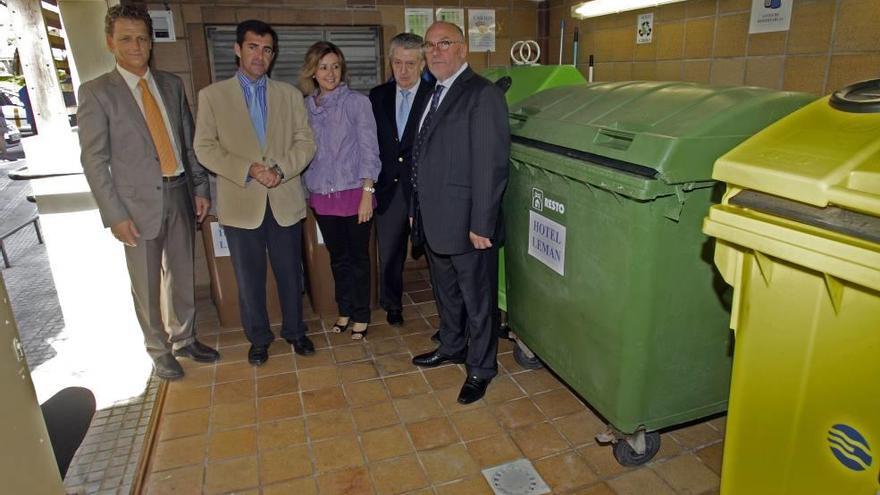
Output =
[{"x1": 713, "y1": 80, "x2": 880, "y2": 217}]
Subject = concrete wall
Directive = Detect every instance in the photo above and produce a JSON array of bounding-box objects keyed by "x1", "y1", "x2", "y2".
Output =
[{"x1": 547, "y1": 0, "x2": 880, "y2": 95}]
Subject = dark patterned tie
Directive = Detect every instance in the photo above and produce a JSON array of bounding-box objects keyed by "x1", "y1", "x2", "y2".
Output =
[{"x1": 411, "y1": 84, "x2": 445, "y2": 192}]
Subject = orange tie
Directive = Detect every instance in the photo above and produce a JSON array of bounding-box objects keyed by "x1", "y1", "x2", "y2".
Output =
[{"x1": 138, "y1": 78, "x2": 177, "y2": 176}]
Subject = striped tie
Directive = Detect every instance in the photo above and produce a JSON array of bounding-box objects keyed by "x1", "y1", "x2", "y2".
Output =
[{"x1": 138, "y1": 79, "x2": 177, "y2": 176}]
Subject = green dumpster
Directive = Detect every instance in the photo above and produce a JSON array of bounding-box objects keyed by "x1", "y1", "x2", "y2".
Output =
[
  {"x1": 503, "y1": 81, "x2": 814, "y2": 465},
  {"x1": 480, "y1": 65, "x2": 587, "y2": 312}
]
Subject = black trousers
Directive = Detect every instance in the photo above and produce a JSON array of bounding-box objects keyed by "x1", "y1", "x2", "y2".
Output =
[
  {"x1": 427, "y1": 243, "x2": 499, "y2": 380},
  {"x1": 223, "y1": 203, "x2": 306, "y2": 347},
  {"x1": 376, "y1": 185, "x2": 409, "y2": 312},
  {"x1": 314, "y1": 213, "x2": 372, "y2": 323}
]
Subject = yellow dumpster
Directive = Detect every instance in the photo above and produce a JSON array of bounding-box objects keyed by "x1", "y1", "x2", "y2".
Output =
[{"x1": 703, "y1": 79, "x2": 880, "y2": 495}]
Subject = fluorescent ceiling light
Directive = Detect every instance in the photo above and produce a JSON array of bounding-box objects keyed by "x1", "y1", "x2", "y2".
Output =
[{"x1": 572, "y1": 0, "x2": 687, "y2": 19}]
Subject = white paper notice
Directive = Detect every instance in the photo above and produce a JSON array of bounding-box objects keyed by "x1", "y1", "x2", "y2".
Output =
[
  {"x1": 749, "y1": 0, "x2": 792, "y2": 34},
  {"x1": 468, "y1": 9, "x2": 496, "y2": 53},
  {"x1": 528, "y1": 210, "x2": 566, "y2": 276},
  {"x1": 637, "y1": 13, "x2": 653, "y2": 44},
  {"x1": 210, "y1": 222, "x2": 230, "y2": 257}
]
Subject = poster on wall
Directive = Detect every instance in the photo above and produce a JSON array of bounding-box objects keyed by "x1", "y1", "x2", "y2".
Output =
[
  {"x1": 436, "y1": 8, "x2": 465, "y2": 32},
  {"x1": 749, "y1": 0, "x2": 793, "y2": 34},
  {"x1": 405, "y1": 8, "x2": 434, "y2": 38},
  {"x1": 468, "y1": 9, "x2": 496, "y2": 53},
  {"x1": 636, "y1": 13, "x2": 653, "y2": 44}
]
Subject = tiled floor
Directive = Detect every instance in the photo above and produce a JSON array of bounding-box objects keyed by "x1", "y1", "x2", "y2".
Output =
[{"x1": 142, "y1": 269, "x2": 725, "y2": 495}]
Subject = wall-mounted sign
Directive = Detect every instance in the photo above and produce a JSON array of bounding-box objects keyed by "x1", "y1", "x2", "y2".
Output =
[
  {"x1": 468, "y1": 9, "x2": 496, "y2": 53},
  {"x1": 436, "y1": 8, "x2": 465, "y2": 33},
  {"x1": 749, "y1": 0, "x2": 793, "y2": 34},
  {"x1": 636, "y1": 13, "x2": 653, "y2": 44},
  {"x1": 148, "y1": 10, "x2": 175, "y2": 43},
  {"x1": 405, "y1": 8, "x2": 434, "y2": 38}
]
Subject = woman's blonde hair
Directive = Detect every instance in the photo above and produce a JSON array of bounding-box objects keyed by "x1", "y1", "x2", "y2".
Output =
[{"x1": 299, "y1": 41, "x2": 348, "y2": 95}]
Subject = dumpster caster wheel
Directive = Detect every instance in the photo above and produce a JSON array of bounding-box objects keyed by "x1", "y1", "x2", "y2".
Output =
[
  {"x1": 613, "y1": 431, "x2": 661, "y2": 466},
  {"x1": 513, "y1": 344, "x2": 543, "y2": 370}
]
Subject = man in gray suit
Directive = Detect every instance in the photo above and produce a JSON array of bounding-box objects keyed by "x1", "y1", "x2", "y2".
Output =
[
  {"x1": 78, "y1": 5, "x2": 219, "y2": 379},
  {"x1": 409, "y1": 22, "x2": 510, "y2": 404}
]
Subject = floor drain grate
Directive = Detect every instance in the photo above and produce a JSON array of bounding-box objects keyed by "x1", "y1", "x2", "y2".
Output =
[{"x1": 482, "y1": 458, "x2": 551, "y2": 495}]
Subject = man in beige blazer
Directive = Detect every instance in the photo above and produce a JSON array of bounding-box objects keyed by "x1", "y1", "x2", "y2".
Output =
[
  {"x1": 78, "y1": 5, "x2": 219, "y2": 380},
  {"x1": 194, "y1": 20, "x2": 317, "y2": 365}
]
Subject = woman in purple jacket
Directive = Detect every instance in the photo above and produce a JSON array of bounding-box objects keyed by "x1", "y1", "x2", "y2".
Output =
[{"x1": 300, "y1": 41, "x2": 381, "y2": 340}]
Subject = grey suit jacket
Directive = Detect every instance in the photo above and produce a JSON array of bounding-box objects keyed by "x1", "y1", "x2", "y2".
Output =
[
  {"x1": 78, "y1": 69, "x2": 209, "y2": 240},
  {"x1": 414, "y1": 67, "x2": 510, "y2": 255}
]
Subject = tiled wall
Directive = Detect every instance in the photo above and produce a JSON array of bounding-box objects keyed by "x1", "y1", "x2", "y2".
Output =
[
  {"x1": 547, "y1": 0, "x2": 880, "y2": 95},
  {"x1": 146, "y1": 1, "x2": 539, "y2": 105}
]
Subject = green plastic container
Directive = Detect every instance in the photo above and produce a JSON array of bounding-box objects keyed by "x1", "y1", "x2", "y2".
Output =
[
  {"x1": 480, "y1": 65, "x2": 586, "y2": 311},
  {"x1": 503, "y1": 81, "x2": 814, "y2": 463}
]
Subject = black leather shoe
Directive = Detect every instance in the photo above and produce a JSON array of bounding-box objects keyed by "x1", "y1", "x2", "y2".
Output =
[
  {"x1": 153, "y1": 353, "x2": 184, "y2": 380},
  {"x1": 430, "y1": 331, "x2": 440, "y2": 343},
  {"x1": 412, "y1": 348, "x2": 466, "y2": 368},
  {"x1": 457, "y1": 376, "x2": 490, "y2": 404},
  {"x1": 173, "y1": 340, "x2": 220, "y2": 363},
  {"x1": 386, "y1": 310, "x2": 404, "y2": 326},
  {"x1": 248, "y1": 344, "x2": 269, "y2": 366},
  {"x1": 287, "y1": 335, "x2": 315, "y2": 356}
]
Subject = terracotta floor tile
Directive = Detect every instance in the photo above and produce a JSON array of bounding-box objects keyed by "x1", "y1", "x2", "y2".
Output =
[
  {"x1": 565, "y1": 481, "x2": 617, "y2": 495},
  {"x1": 257, "y1": 372, "x2": 298, "y2": 398},
  {"x1": 553, "y1": 410, "x2": 607, "y2": 447},
  {"x1": 216, "y1": 343, "x2": 250, "y2": 363},
  {"x1": 511, "y1": 369, "x2": 564, "y2": 395},
  {"x1": 427, "y1": 315, "x2": 441, "y2": 328},
  {"x1": 708, "y1": 415, "x2": 727, "y2": 435},
  {"x1": 258, "y1": 393, "x2": 303, "y2": 422},
  {"x1": 402, "y1": 333, "x2": 436, "y2": 354},
  {"x1": 434, "y1": 476, "x2": 494, "y2": 495},
  {"x1": 297, "y1": 366, "x2": 340, "y2": 391},
  {"x1": 213, "y1": 379, "x2": 255, "y2": 405},
  {"x1": 306, "y1": 408, "x2": 355, "y2": 440},
  {"x1": 398, "y1": 316, "x2": 431, "y2": 334},
  {"x1": 394, "y1": 393, "x2": 445, "y2": 423},
  {"x1": 158, "y1": 408, "x2": 210, "y2": 441},
  {"x1": 533, "y1": 388, "x2": 587, "y2": 419},
  {"x1": 338, "y1": 361, "x2": 380, "y2": 383},
  {"x1": 211, "y1": 401, "x2": 257, "y2": 431},
  {"x1": 402, "y1": 279, "x2": 430, "y2": 292},
  {"x1": 352, "y1": 402, "x2": 400, "y2": 431},
  {"x1": 492, "y1": 398, "x2": 545, "y2": 430},
  {"x1": 436, "y1": 386, "x2": 486, "y2": 412},
  {"x1": 497, "y1": 352, "x2": 520, "y2": 374},
  {"x1": 533, "y1": 451, "x2": 598, "y2": 493},
  {"x1": 606, "y1": 468, "x2": 676, "y2": 495},
  {"x1": 164, "y1": 386, "x2": 211, "y2": 414},
  {"x1": 450, "y1": 407, "x2": 502, "y2": 441},
  {"x1": 375, "y1": 353, "x2": 418, "y2": 376},
  {"x1": 259, "y1": 443, "x2": 313, "y2": 484},
  {"x1": 167, "y1": 365, "x2": 215, "y2": 390},
  {"x1": 316, "y1": 466, "x2": 372, "y2": 495},
  {"x1": 370, "y1": 453, "x2": 429, "y2": 495},
  {"x1": 215, "y1": 361, "x2": 255, "y2": 384},
  {"x1": 407, "y1": 416, "x2": 459, "y2": 450},
  {"x1": 670, "y1": 422, "x2": 723, "y2": 450},
  {"x1": 365, "y1": 323, "x2": 401, "y2": 341},
  {"x1": 384, "y1": 372, "x2": 431, "y2": 398},
  {"x1": 327, "y1": 329, "x2": 354, "y2": 347},
  {"x1": 302, "y1": 386, "x2": 347, "y2": 414},
  {"x1": 498, "y1": 338, "x2": 515, "y2": 353},
  {"x1": 653, "y1": 453, "x2": 721, "y2": 494},
  {"x1": 414, "y1": 301, "x2": 437, "y2": 317},
  {"x1": 151, "y1": 434, "x2": 207, "y2": 472},
  {"x1": 577, "y1": 443, "x2": 634, "y2": 478},
  {"x1": 268, "y1": 338, "x2": 294, "y2": 356},
  {"x1": 258, "y1": 417, "x2": 307, "y2": 450},
  {"x1": 418, "y1": 443, "x2": 480, "y2": 484},
  {"x1": 343, "y1": 379, "x2": 390, "y2": 407},
  {"x1": 408, "y1": 289, "x2": 434, "y2": 303},
  {"x1": 368, "y1": 337, "x2": 407, "y2": 356},
  {"x1": 333, "y1": 343, "x2": 369, "y2": 363},
  {"x1": 465, "y1": 433, "x2": 523, "y2": 468},
  {"x1": 361, "y1": 424, "x2": 414, "y2": 461},
  {"x1": 422, "y1": 365, "x2": 466, "y2": 391},
  {"x1": 255, "y1": 353, "x2": 296, "y2": 377},
  {"x1": 204, "y1": 455, "x2": 259, "y2": 494},
  {"x1": 510, "y1": 421, "x2": 570, "y2": 460},
  {"x1": 218, "y1": 331, "x2": 250, "y2": 348},
  {"x1": 655, "y1": 433, "x2": 684, "y2": 461},
  {"x1": 294, "y1": 350, "x2": 336, "y2": 369},
  {"x1": 312, "y1": 435, "x2": 364, "y2": 472},
  {"x1": 262, "y1": 476, "x2": 318, "y2": 495},
  {"x1": 145, "y1": 465, "x2": 203, "y2": 495},
  {"x1": 207, "y1": 426, "x2": 257, "y2": 461},
  {"x1": 484, "y1": 375, "x2": 527, "y2": 405},
  {"x1": 695, "y1": 442, "x2": 724, "y2": 475}
]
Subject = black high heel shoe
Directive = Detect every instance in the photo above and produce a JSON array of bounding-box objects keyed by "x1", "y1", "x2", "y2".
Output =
[
  {"x1": 351, "y1": 322, "x2": 368, "y2": 340},
  {"x1": 331, "y1": 318, "x2": 351, "y2": 333}
]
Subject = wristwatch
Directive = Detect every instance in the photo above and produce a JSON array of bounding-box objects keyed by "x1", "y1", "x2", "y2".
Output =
[
  {"x1": 363, "y1": 186, "x2": 375, "y2": 193},
  {"x1": 270, "y1": 164, "x2": 284, "y2": 180}
]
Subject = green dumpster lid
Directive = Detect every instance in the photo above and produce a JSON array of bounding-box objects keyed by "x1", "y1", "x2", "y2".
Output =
[
  {"x1": 481, "y1": 65, "x2": 586, "y2": 105},
  {"x1": 509, "y1": 81, "x2": 815, "y2": 185}
]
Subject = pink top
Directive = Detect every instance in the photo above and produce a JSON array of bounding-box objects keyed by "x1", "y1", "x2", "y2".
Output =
[{"x1": 308, "y1": 188, "x2": 377, "y2": 217}]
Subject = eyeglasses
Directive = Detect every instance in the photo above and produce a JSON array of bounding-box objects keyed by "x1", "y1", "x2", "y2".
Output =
[{"x1": 422, "y1": 40, "x2": 463, "y2": 51}]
